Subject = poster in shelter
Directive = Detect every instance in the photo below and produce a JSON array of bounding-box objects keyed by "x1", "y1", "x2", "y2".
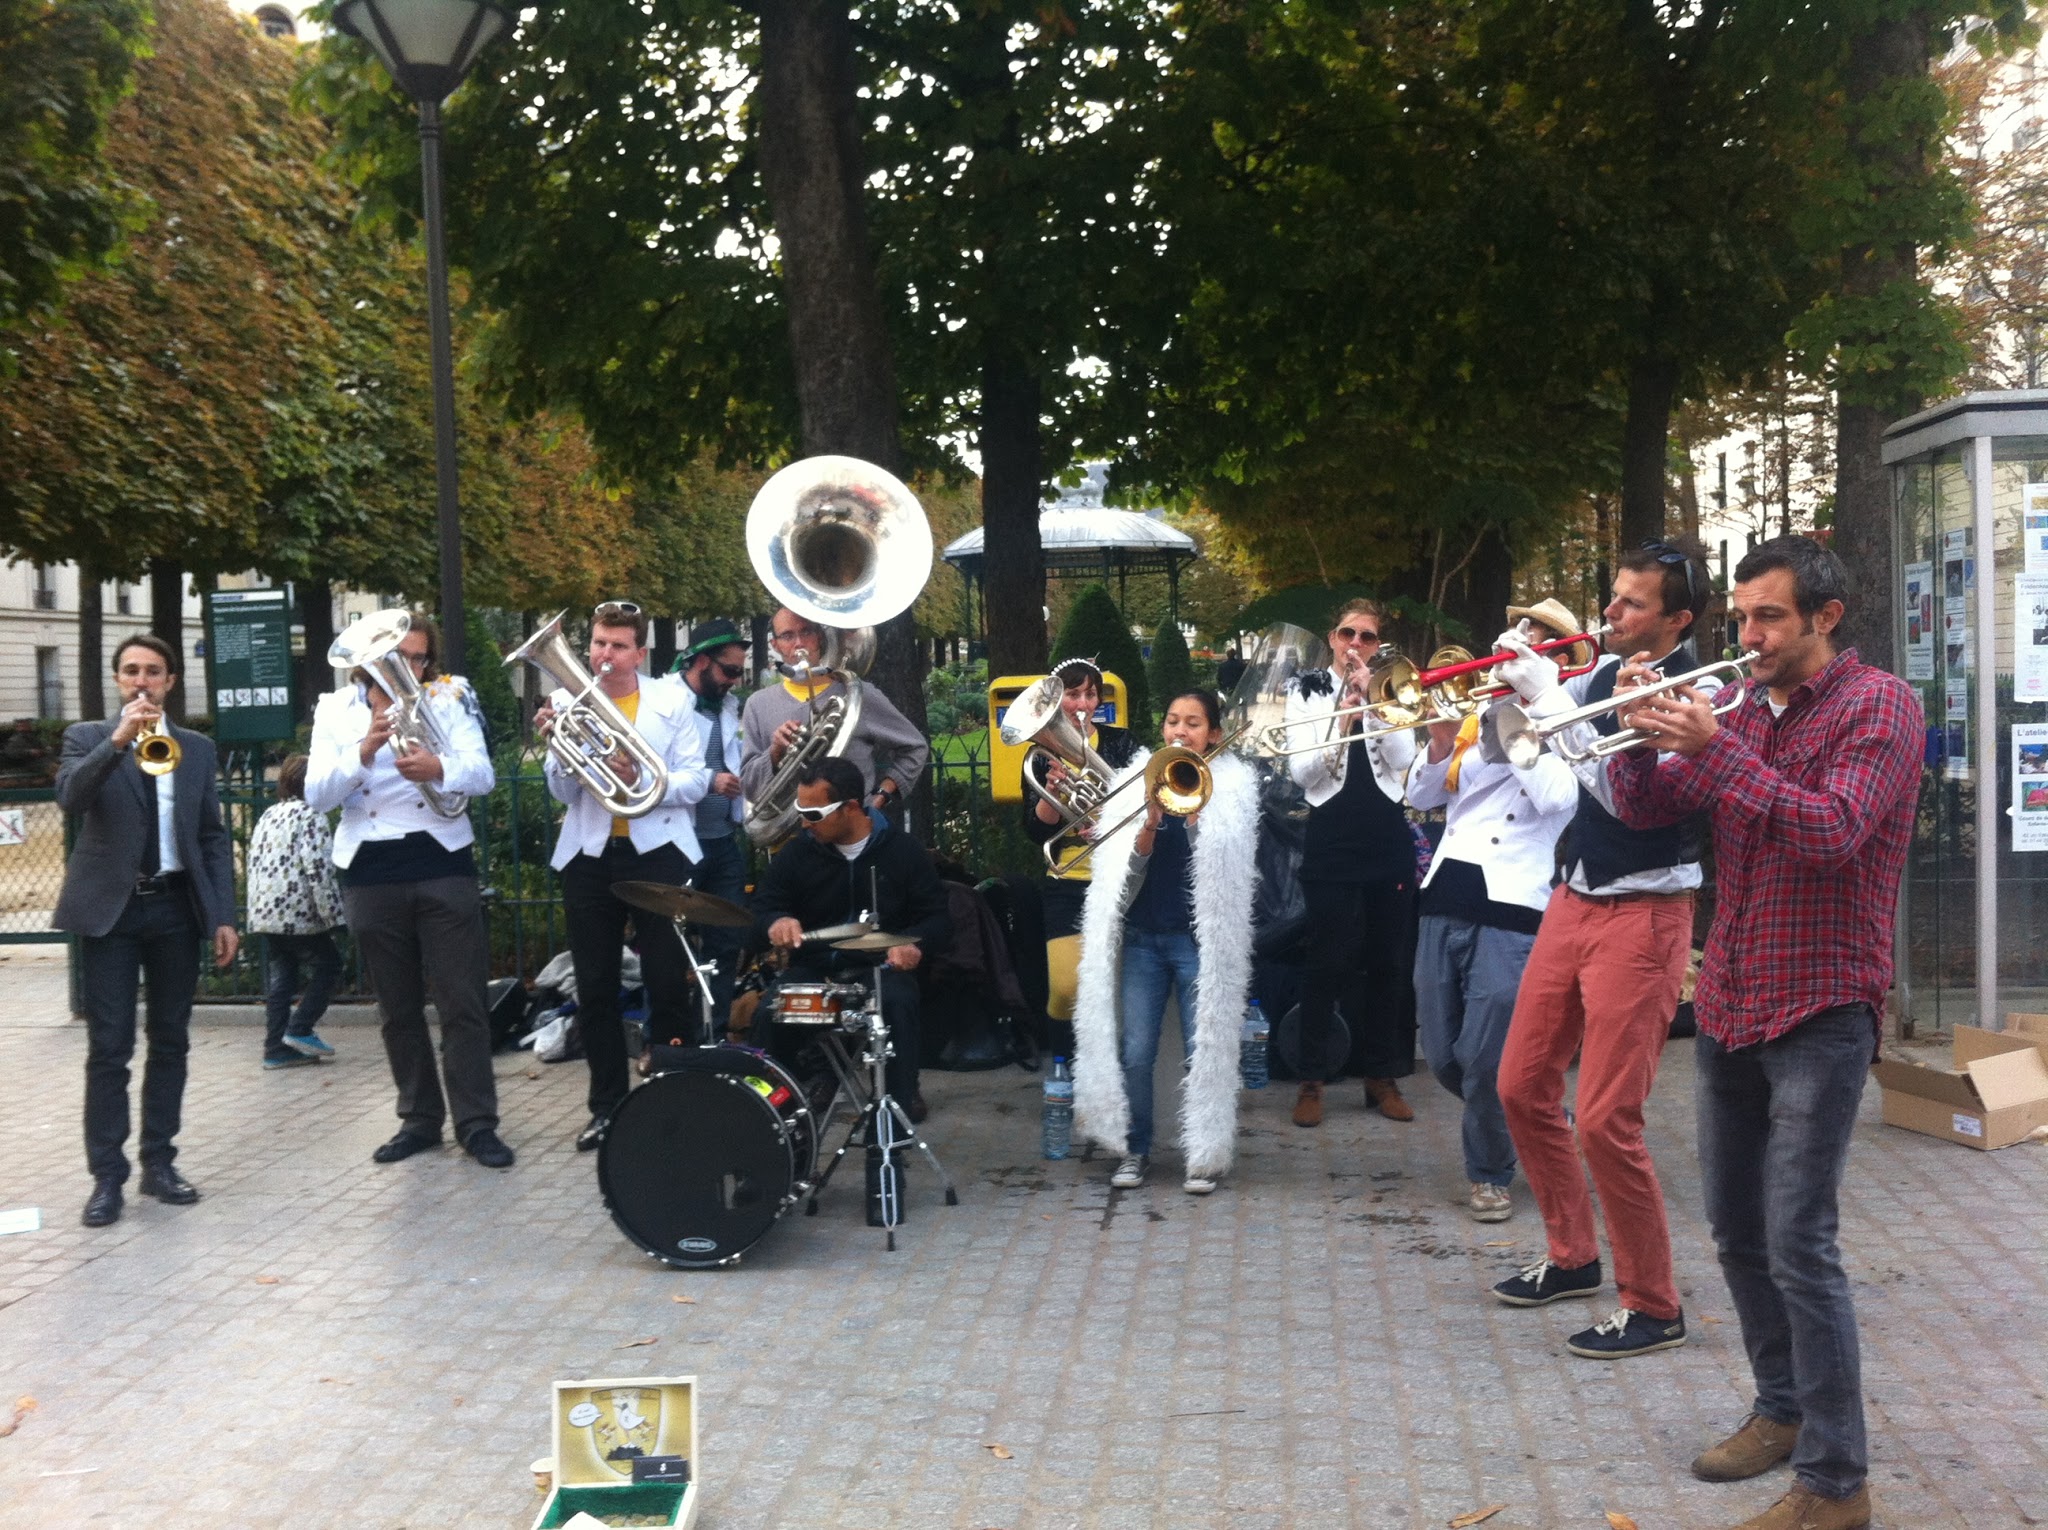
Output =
[
  {"x1": 1905, "y1": 560, "x2": 1935, "y2": 680},
  {"x1": 2014, "y1": 723, "x2": 2048, "y2": 852}
]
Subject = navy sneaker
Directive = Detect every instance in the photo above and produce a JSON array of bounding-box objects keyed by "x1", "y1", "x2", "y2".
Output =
[
  {"x1": 1493, "y1": 1255, "x2": 1603, "y2": 1307},
  {"x1": 264, "y1": 1053, "x2": 318, "y2": 1070},
  {"x1": 284, "y1": 1031, "x2": 335, "y2": 1057},
  {"x1": 1567, "y1": 1306, "x2": 1687, "y2": 1359}
]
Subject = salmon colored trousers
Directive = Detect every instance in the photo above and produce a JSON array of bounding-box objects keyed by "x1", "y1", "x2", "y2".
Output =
[{"x1": 1498, "y1": 885, "x2": 1693, "y2": 1320}]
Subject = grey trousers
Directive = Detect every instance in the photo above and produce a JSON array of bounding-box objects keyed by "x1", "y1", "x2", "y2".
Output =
[
  {"x1": 344, "y1": 876, "x2": 498, "y2": 1141},
  {"x1": 1415, "y1": 914, "x2": 1536, "y2": 1186}
]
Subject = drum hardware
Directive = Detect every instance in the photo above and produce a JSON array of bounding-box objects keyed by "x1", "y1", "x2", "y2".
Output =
[
  {"x1": 611, "y1": 880, "x2": 755, "y2": 929},
  {"x1": 799, "y1": 967, "x2": 958, "y2": 1253},
  {"x1": 828, "y1": 930, "x2": 924, "y2": 954}
]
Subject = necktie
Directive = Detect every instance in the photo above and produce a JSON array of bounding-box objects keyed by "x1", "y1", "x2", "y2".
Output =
[
  {"x1": 1443, "y1": 713, "x2": 1482, "y2": 792},
  {"x1": 142, "y1": 767, "x2": 162, "y2": 876}
]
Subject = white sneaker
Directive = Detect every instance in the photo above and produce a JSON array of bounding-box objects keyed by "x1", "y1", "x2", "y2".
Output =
[
  {"x1": 1110, "y1": 1155, "x2": 1148, "y2": 1188},
  {"x1": 1467, "y1": 1181, "x2": 1511, "y2": 1222},
  {"x1": 1182, "y1": 1173, "x2": 1217, "y2": 1195}
]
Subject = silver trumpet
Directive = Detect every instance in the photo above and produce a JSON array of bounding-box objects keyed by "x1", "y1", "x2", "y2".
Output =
[
  {"x1": 1490, "y1": 652, "x2": 1758, "y2": 768},
  {"x1": 329, "y1": 609, "x2": 470, "y2": 820},
  {"x1": 505, "y1": 611, "x2": 671, "y2": 819},
  {"x1": 742, "y1": 454, "x2": 932, "y2": 848}
]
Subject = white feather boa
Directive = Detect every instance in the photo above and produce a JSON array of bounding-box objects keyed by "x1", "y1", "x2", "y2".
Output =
[{"x1": 1072, "y1": 749, "x2": 1260, "y2": 1178}]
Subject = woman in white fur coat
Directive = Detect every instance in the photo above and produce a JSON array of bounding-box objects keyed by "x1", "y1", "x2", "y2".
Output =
[{"x1": 1072, "y1": 689, "x2": 1260, "y2": 1195}]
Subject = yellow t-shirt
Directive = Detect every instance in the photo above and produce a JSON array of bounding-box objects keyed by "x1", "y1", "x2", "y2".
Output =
[{"x1": 609, "y1": 687, "x2": 641, "y2": 838}]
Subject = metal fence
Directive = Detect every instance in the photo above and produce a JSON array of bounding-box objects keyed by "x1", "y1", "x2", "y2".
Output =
[{"x1": 8, "y1": 734, "x2": 1032, "y2": 1007}]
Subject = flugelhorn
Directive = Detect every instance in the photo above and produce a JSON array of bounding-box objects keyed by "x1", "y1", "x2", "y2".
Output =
[
  {"x1": 505, "y1": 612, "x2": 670, "y2": 819},
  {"x1": 329, "y1": 609, "x2": 468, "y2": 819},
  {"x1": 742, "y1": 455, "x2": 933, "y2": 848},
  {"x1": 1490, "y1": 652, "x2": 1757, "y2": 767}
]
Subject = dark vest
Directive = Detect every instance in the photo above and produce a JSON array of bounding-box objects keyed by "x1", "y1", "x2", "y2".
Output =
[{"x1": 1561, "y1": 649, "x2": 1702, "y2": 890}]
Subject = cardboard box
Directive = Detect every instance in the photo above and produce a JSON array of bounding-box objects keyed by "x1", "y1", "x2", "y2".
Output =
[
  {"x1": 1873, "y1": 1023, "x2": 2048, "y2": 1150},
  {"x1": 532, "y1": 1375, "x2": 699, "y2": 1530}
]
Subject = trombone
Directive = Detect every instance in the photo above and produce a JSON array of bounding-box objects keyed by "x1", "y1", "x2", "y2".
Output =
[
  {"x1": 1044, "y1": 746, "x2": 1215, "y2": 880},
  {"x1": 1489, "y1": 652, "x2": 1758, "y2": 768}
]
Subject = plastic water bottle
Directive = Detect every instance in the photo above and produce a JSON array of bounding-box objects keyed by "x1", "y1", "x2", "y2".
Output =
[
  {"x1": 1240, "y1": 1001, "x2": 1270, "y2": 1090},
  {"x1": 1041, "y1": 1055, "x2": 1074, "y2": 1159}
]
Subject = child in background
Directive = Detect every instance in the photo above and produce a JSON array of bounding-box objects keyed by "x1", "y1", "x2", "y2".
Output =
[{"x1": 247, "y1": 753, "x2": 345, "y2": 1068}]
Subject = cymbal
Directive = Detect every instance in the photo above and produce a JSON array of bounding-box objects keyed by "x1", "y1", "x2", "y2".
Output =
[
  {"x1": 612, "y1": 880, "x2": 754, "y2": 928},
  {"x1": 799, "y1": 922, "x2": 874, "y2": 944},
  {"x1": 830, "y1": 931, "x2": 923, "y2": 953}
]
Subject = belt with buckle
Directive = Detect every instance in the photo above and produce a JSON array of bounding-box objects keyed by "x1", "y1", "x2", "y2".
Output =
[{"x1": 135, "y1": 871, "x2": 187, "y2": 896}]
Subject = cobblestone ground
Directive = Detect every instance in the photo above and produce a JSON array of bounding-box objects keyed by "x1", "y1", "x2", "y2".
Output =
[{"x1": 0, "y1": 944, "x2": 2043, "y2": 1530}]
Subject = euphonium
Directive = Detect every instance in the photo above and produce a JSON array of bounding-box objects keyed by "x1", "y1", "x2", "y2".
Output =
[
  {"x1": 742, "y1": 455, "x2": 933, "y2": 847},
  {"x1": 504, "y1": 611, "x2": 670, "y2": 819},
  {"x1": 328, "y1": 609, "x2": 469, "y2": 819},
  {"x1": 133, "y1": 701, "x2": 181, "y2": 777}
]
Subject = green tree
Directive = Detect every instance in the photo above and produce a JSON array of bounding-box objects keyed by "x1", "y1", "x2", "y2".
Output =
[
  {"x1": 1146, "y1": 616, "x2": 1195, "y2": 716},
  {"x1": 1053, "y1": 582, "x2": 1148, "y2": 736},
  {"x1": 0, "y1": 0, "x2": 150, "y2": 336}
]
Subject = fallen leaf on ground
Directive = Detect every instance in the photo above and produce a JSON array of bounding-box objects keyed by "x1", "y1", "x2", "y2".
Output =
[
  {"x1": 452, "y1": 1397, "x2": 464, "y2": 1407},
  {"x1": 1606, "y1": 1513, "x2": 1639, "y2": 1530},
  {"x1": 254, "y1": 1275, "x2": 281, "y2": 1285},
  {"x1": 1483, "y1": 1240, "x2": 1514, "y2": 1247},
  {"x1": 671, "y1": 1294, "x2": 697, "y2": 1304},
  {"x1": 525, "y1": 1070, "x2": 542, "y2": 1081},
  {"x1": 983, "y1": 1444, "x2": 1014, "y2": 1460},
  {"x1": 1448, "y1": 1507, "x2": 1506, "y2": 1528},
  {"x1": 0, "y1": 1398, "x2": 36, "y2": 1438},
  {"x1": 1700, "y1": 1314, "x2": 1723, "y2": 1325},
  {"x1": 316, "y1": 1377, "x2": 351, "y2": 1385},
  {"x1": 618, "y1": 1336, "x2": 659, "y2": 1349}
]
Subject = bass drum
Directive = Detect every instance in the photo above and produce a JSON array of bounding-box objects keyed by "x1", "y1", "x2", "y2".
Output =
[{"x1": 598, "y1": 1046, "x2": 821, "y2": 1268}]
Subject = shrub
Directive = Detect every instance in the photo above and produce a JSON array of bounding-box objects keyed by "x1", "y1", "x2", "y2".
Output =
[{"x1": 1052, "y1": 583, "x2": 1149, "y2": 736}]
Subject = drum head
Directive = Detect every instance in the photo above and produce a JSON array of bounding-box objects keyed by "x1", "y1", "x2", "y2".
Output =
[{"x1": 599, "y1": 1061, "x2": 798, "y2": 1267}]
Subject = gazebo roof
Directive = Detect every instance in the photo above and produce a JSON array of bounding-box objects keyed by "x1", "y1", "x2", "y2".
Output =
[{"x1": 941, "y1": 506, "x2": 1197, "y2": 577}]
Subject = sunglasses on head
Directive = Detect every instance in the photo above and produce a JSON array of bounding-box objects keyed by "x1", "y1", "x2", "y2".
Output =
[
  {"x1": 1336, "y1": 624, "x2": 1381, "y2": 643},
  {"x1": 794, "y1": 799, "x2": 848, "y2": 823},
  {"x1": 1640, "y1": 542, "x2": 1703, "y2": 607},
  {"x1": 594, "y1": 600, "x2": 642, "y2": 622}
]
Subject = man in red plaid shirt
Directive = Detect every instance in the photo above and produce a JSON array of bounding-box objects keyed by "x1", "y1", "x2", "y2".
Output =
[{"x1": 1609, "y1": 535, "x2": 1919, "y2": 1530}]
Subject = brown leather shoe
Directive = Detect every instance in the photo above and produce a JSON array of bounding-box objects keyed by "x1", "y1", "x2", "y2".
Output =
[
  {"x1": 1692, "y1": 1413, "x2": 1800, "y2": 1482},
  {"x1": 1727, "y1": 1485, "x2": 1871, "y2": 1530},
  {"x1": 1292, "y1": 1080, "x2": 1324, "y2": 1127},
  {"x1": 1365, "y1": 1077, "x2": 1414, "y2": 1121}
]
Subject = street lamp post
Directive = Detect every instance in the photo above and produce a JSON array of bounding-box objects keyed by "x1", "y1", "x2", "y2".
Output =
[{"x1": 332, "y1": 0, "x2": 509, "y2": 674}]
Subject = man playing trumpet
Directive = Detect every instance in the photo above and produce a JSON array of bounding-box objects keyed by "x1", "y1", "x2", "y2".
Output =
[{"x1": 536, "y1": 601, "x2": 712, "y2": 1152}]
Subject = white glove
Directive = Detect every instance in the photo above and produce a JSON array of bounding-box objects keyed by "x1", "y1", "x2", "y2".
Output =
[{"x1": 1492, "y1": 627, "x2": 1560, "y2": 705}]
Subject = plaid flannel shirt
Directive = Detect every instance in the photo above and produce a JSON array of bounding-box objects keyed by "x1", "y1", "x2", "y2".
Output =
[{"x1": 1607, "y1": 647, "x2": 1921, "y2": 1050}]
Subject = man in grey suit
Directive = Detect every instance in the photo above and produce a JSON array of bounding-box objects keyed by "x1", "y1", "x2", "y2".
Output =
[{"x1": 56, "y1": 635, "x2": 239, "y2": 1228}]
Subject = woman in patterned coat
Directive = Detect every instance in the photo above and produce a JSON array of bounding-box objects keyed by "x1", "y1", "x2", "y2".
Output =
[{"x1": 246, "y1": 754, "x2": 346, "y2": 1068}]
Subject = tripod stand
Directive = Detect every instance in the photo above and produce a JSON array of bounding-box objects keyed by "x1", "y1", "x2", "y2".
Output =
[{"x1": 808, "y1": 971, "x2": 958, "y2": 1251}]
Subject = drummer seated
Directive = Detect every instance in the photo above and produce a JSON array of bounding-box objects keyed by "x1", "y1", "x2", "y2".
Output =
[{"x1": 757, "y1": 758, "x2": 952, "y2": 1119}]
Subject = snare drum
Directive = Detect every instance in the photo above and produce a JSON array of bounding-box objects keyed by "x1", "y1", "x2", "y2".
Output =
[
  {"x1": 770, "y1": 981, "x2": 869, "y2": 1027},
  {"x1": 598, "y1": 1046, "x2": 820, "y2": 1267}
]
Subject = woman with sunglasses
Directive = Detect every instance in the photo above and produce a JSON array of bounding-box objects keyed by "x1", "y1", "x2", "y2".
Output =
[
  {"x1": 1069, "y1": 689, "x2": 1259, "y2": 1195},
  {"x1": 1281, "y1": 597, "x2": 1422, "y2": 1129}
]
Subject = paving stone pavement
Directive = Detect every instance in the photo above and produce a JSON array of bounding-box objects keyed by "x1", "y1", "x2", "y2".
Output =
[{"x1": 0, "y1": 944, "x2": 2043, "y2": 1530}]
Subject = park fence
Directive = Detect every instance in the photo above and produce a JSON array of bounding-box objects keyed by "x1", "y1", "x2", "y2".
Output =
[{"x1": 4, "y1": 733, "x2": 1032, "y2": 1006}]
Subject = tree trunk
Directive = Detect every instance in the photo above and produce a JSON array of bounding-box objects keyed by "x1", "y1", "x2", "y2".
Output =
[
  {"x1": 980, "y1": 342, "x2": 1048, "y2": 676},
  {"x1": 756, "y1": 0, "x2": 930, "y2": 818},
  {"x1": 148, "y1": 558, "x2": 186, "y2": 722},
  {"x1": 1621, "y1": 352, "x2": 1679, "y2": 549},
  {"x1": 1832, "y1": 14, "x2": 1932, "y2": 675},
  {"x1": 650, "y1": 616, "x2": 678, "y2": 681},
  {"x1": 78, "y1": 566, "x2": 105, "y2": 721},
  {"x1": 1673, "y1": 424, "x2": 1701, "y2": 542},
  {"x1": 298, "y1": 578, "x2": 335, "y2": 726}
]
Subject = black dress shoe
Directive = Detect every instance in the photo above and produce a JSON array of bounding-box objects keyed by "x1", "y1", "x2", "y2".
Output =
[
  {"x1": 575, "y1": 1117, "x2": 608, "y2": 1152},
  {"x1": 371, "y1": 1129, "x2": 441, "y2": 1164},
  {"x1": 463, "y1": 1128, "x2": 515, "y2": 1168},
  {"x1": 138, "y1": 1164, "x2": 200, "y2": 1205},
  {"x1": 81, "y1": 1180, "x2": 122, "y2": 1227}
]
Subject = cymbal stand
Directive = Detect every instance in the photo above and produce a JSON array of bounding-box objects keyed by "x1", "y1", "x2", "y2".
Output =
[
  {"x1": 805, "y1": 976, "x2": 958, "y2": 1251},
  {"x1": 648, "y1": 914, "x2": 719, "y2": 1046}
]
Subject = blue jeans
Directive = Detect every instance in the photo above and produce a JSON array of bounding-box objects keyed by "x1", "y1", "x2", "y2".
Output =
[
  {"x1": 263, "y1": 931, "x2": 341, "y2": 1061},
  {"x1": 1119, "y1": 927, "x2": 1201, "y2": 1156},
  {"x1": 1697, "y1": 1004, "x2": 1872, "y2": 1500},
  {"x1": 1415, "y1": 914, "x2": 1535, "y2": 1185}
]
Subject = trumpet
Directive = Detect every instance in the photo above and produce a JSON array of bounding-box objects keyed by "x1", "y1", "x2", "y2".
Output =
[
  {"x1": 1489, "y1": 652, "x2": 1757, "y2": 768},
  {"x1": 505, "y1": 611, "x2": 671, "y2": 819},
  {"x1": 329, "y1": 610, "x2": 469, "y2": 819},
  {"x1": 132, "y1": 698, "x2": 180, "y2": 777}
]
